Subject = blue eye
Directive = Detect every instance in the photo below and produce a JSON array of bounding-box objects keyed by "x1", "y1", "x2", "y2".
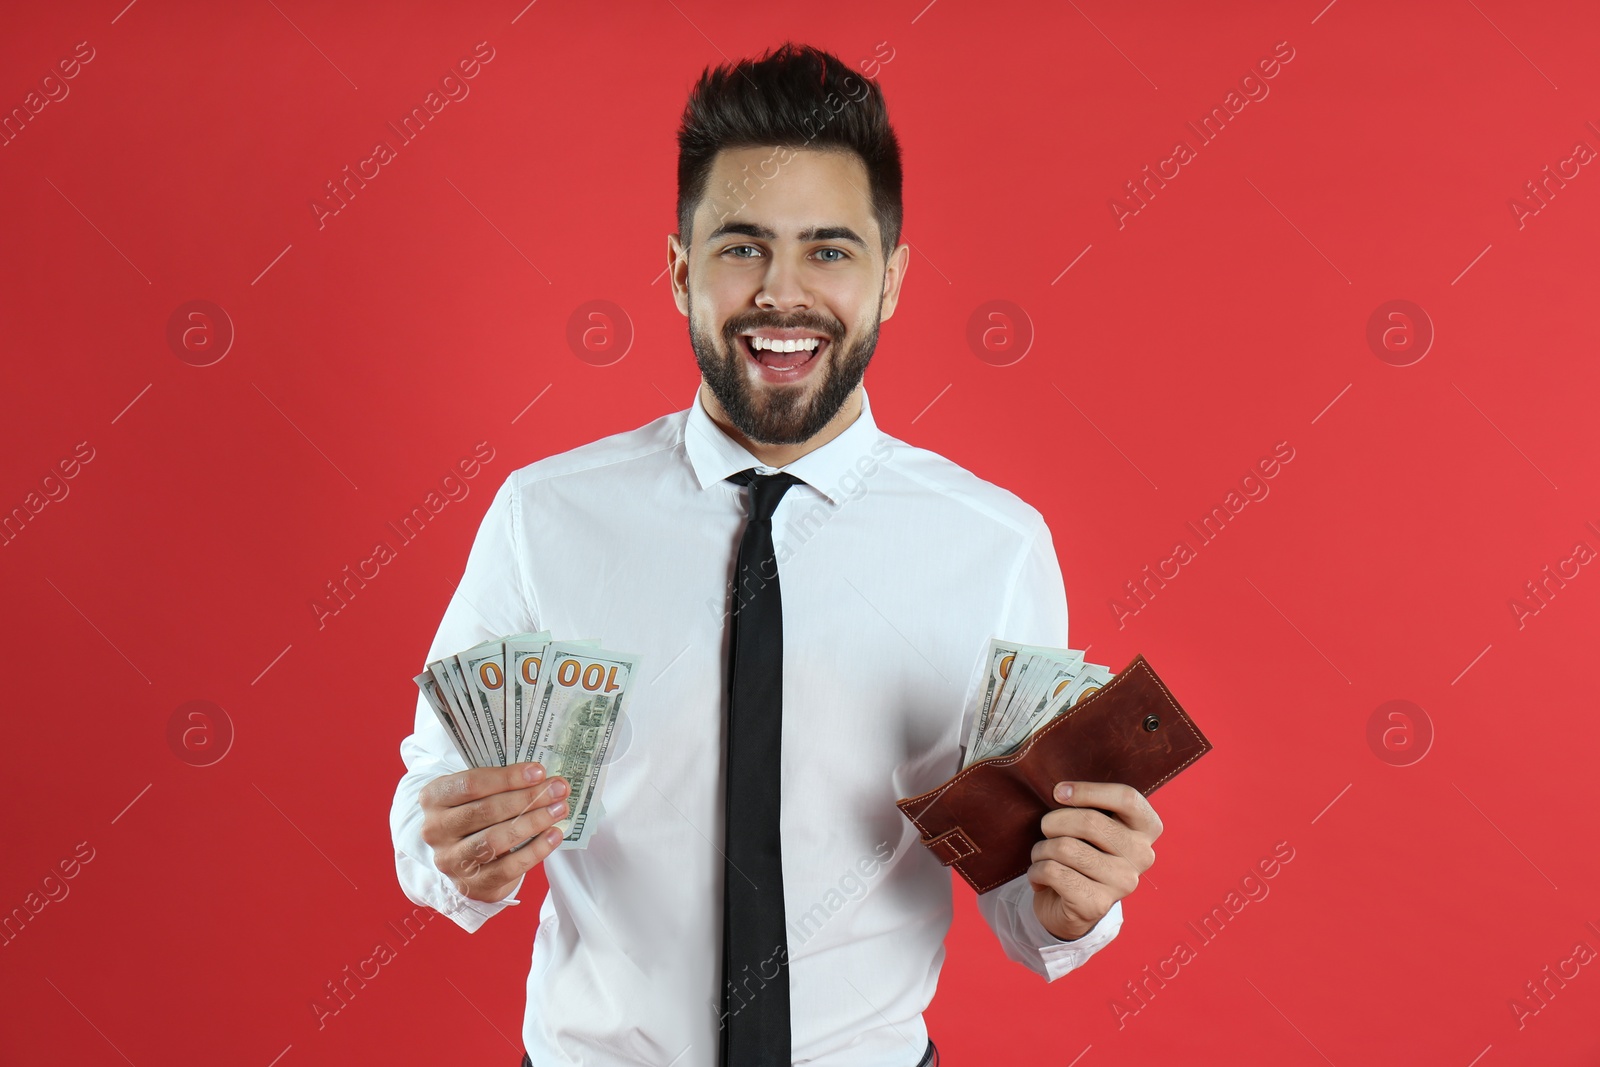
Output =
[{"x1": 719, "y1": 245, "x2": 850, "y2": 262}]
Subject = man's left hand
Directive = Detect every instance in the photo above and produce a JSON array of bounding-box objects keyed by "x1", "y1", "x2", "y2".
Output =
[{"x1": 1028, "y1": 781, "x2": 1162, "y2": 942}]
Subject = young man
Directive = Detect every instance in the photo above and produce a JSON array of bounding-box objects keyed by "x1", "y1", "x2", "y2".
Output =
[{"x1": 390, "y1": 42, "x2": 1160, "y2": 1067}]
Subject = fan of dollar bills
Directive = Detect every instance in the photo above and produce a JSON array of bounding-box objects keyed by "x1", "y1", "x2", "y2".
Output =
[
  {"x1": 413, "y1": 632, "x2": 641, "y2": 850},
  {"x1": 961, "y1": 639, "x2": 1114, "y2": 769}
]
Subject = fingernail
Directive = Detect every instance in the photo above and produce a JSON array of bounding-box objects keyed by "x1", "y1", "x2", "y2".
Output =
[
  {"x1": 523, "y1": 764, "x2": 544, "y2": 783},
  {"x1": 1055, "y1": 783, "x2": 1073, "y2": 801},
  {"x1": 550, "y1": 779, "x2": 569, "y2": 798},
  {"x1": 546, "y1": 828, "x2": 562, "y2": 845},
  {"x1": 549, "y1": 800, "x2": 567, "y2": 817}
]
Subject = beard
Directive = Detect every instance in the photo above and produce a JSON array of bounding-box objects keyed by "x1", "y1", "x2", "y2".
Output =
[{"x1": 688, "y1": 287, "x2": 881, "y2": 446}]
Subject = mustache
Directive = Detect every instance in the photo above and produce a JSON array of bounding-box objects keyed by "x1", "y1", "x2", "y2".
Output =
[{"x1": 723, "y1": 317, "x2": 843, "y2": 342}]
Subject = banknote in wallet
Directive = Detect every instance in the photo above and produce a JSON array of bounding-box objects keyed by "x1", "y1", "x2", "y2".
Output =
[{"x1": 895, "y1": 653, "x2": 1213, "y2": 894}]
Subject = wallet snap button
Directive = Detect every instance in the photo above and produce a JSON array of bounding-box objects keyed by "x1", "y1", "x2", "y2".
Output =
[{"x1": 1142, "y1": 714, "x2": 1160, "y2": 731}]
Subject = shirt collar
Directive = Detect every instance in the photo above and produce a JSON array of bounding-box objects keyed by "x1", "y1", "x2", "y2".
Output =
[{"x1": 683, "y1": 384, "x2": 880, "y2": 507}]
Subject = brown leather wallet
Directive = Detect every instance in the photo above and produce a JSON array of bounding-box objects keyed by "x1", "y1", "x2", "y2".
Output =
[{"x1": 895, "y1": 653, "x2": 1213, "y2": 894}]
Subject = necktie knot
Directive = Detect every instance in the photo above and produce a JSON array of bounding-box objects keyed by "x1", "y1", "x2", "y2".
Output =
[{"x1": 727, "y1": 468, "x2": 802, "y2": 524}]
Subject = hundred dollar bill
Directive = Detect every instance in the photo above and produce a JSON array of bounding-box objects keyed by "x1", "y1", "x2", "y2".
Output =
[
  {"x1": 505, "y1": 631, "x2": 553, "y2": 764},
  {"x1": 419, "y1": 634, "x2": 618, "y2": 773},
  {"x1": 414, "y1": 669, "x2": 477, "y2": 766},
  {"x1": 987, "y1": 654, "x2": 1086, "y2": 756},
  {"x1": 447, "y1": 651, "x2": 507, "y2": 766},
  {"x1": 991, "y1": 660, "x2": 1114, "y2": 760},
  {"x1": 436, "y1": 659, "x2": 482, "y2": 760},
  {"x1": 986, "y1": 653, "x2": 1053, "y2": 750},
  {"x1": 979, "y1": 654, "x2": 1037, "y2": 756},
  {"x1": 461, "y1": 639, "x2": 516, "y2": 766},
  {"x1": 964, "y1": 640, "x2": 1093, "y2": 768},
  {"x1": 517, "y1": 637, "x2": 602, "y2": 765},
  {"x1": 457, "y1": 646, "x2": 505, "y2": 764},
  {"x1": 528, "y1": 642, "x2": 640, "y2": 849},
  {"x1": 429, "y1": 661, "x2": 488, "y2": 766},
  {"x1": 963, "y1": 640, "x2": 1025, "y2": 764},
  {"x1": 1079, "y1": 661, "x2": 1112, "y2": 699},
  {"x1": 1040, "y1": 661, "x2": 1113, "y2": 720},
  {"x1": 970, "y1": 646, "x2": 1085, "y2": 765}
]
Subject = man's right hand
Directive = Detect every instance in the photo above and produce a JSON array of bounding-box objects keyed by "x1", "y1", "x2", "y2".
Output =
[{"x1": 420, "y1": 762, "x2": 570, "y2": 903}]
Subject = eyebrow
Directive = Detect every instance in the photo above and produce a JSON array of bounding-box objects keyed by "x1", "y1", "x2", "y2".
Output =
[{"x1": 705, "y1": 221, "x2": 869, "y2": 250}]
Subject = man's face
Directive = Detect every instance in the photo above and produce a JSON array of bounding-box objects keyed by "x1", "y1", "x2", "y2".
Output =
[{"x1": 669, "y1": 146, "x2": 909, "y2": 445}]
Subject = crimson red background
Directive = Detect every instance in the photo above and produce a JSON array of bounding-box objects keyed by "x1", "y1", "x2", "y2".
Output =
[{"x1": 4, "y1": 1, "x2": 1598, "y2": 1064}]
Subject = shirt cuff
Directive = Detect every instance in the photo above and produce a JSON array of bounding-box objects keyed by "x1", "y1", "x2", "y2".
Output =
[
  {"x1": 395, "y1": 846, "x2": 526, "y2": 933},
  {"x1": 1020, "y1": 896, "x2": 1124, "y2": 982}
]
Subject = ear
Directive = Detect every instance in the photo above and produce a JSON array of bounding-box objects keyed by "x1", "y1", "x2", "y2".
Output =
[
  {"x1": 877, "y1": 241, "x2": 911, "y2": 323},
  {"x1": 667, "y1": 232, "x2": 691, "y2": 317}
]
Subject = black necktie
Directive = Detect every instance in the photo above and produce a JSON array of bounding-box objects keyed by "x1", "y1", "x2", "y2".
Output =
[{"x1": 720, "y1": 468, "x2": 802, "y2": 1066}]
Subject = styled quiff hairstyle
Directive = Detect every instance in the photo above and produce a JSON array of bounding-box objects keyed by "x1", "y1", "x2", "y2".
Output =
[{"x1": 675, "y1": 41, "x2": 904, "y2": 261}]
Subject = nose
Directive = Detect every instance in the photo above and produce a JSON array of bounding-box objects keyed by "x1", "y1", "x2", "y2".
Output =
[{"x1": 754, "y1": 253, "x2": 813, "y2": 314}]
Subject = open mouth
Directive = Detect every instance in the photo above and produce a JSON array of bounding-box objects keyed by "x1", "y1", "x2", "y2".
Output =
[{"x1": 737, "y1": 334, "x2": 830, "y2": 372}]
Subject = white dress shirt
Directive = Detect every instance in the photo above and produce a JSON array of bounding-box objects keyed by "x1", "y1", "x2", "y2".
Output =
[{"x1": 389, "y1": 385, "x2": 1124, "y2": 1066}]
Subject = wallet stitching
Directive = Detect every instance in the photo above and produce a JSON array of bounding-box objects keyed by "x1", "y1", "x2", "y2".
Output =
[
  {"x1": 898, "y1": 656, "x2": 1212, "y2": 893},
  {"x1": 924, "y1": 826, "x2": 977, "y2": 863}
]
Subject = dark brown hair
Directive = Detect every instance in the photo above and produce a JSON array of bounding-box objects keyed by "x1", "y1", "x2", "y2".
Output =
[{"x1": 676, "y1": 41, "x2": 903, "y2": 261}]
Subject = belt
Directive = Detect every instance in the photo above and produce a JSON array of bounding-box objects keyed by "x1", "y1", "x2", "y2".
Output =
[{"x1": 518, "y1": 1037, "x2": 938, "y2": 1066}]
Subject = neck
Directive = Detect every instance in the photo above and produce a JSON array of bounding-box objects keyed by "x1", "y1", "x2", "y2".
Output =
[{"x1": 698, "y1": 382, "x2": 863, "y2": 468}]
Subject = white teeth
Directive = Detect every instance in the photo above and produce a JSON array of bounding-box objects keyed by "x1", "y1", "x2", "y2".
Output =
[{"x1": 748, "y1": 336, "x2": 821, "y2": 353}]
